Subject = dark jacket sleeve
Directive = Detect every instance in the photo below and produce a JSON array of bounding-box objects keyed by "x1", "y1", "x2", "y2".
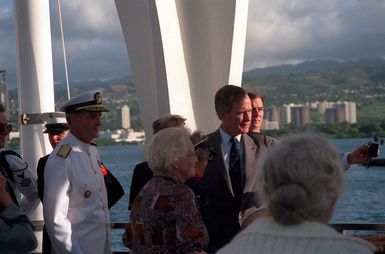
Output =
[
  {"x1": 128, "y1": 161, "x2": 153, "y2": 209},
  {"x1": 36, "y1": 155, "x2": 49, "y2": 202},
  {"x1": 0, "y1": 203, "x2": 37, "y2": 253}
]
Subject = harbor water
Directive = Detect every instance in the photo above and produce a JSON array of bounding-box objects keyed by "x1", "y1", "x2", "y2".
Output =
[{"x1": 99, "y1": 138, "x2": 385, "y2": 251}]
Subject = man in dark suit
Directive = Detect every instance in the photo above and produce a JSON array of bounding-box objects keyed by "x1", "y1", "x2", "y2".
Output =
[{"x1": 201, "y1": 85, "x2": 259, "y2": 249}]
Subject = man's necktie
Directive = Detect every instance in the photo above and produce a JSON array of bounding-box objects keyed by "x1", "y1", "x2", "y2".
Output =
[{"x1": 229, "y1": 137, "x2": 242, "y2": 207}]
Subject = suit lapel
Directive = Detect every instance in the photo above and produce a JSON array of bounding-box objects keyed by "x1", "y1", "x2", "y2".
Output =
[
  {"x1": 242, "y1": 134, "x2": 257, "y2": 192},
  {"x1": 208, "y1": 130, "x2": 234, "y2": 195}
]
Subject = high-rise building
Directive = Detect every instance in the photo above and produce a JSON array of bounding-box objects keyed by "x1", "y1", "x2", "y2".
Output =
[
  {"x1": 281, "y1": 104, "x2": 292, "y2": 125},
  {"x1": 265, "y1": 106, "x2": 280, "y2": 123},
  {"x1": 290, "y1": 105, "x2": 311, "y2": 126},
  {"x1": 265, "y1": 100, "x2": 357, "y2": 128},
  {"x1": 279, "y1": 103, "x2": 310, "y2": 126},
  {"x1": 344, "y1": 101, "x2": 357, "y2": 123},
  {"x1": 324, "y1": 101, "x2": 357, "y2": 124},
  {"x1": 325, "y1": 108, "x2": 338, "y2": 123},
  {"x1": 0, "y1": 70, "x2": 9, "y2": 118},
  {"x1": 120, "y1": 105, "x2": 131, "y2": 129}
]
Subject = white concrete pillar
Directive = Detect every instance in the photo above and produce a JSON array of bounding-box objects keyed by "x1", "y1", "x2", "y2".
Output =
[
  {"x1": 115, "y1": 0, "x2": 249, "y2": 137},
  {"x1": 14, "y1": 0, "x2": 55, "y2": 220}
]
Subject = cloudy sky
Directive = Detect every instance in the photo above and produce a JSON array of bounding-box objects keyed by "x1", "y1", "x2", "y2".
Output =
[{"x1": 1, "y1": 0, "x2": 384, "y2": 88}]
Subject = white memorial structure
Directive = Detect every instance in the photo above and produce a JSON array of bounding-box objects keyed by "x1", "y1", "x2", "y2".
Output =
[{"x1": 115, "y1": 0, "x2": 249, "y2": 136}]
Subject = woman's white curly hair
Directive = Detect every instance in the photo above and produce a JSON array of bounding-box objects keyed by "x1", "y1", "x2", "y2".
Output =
[
  {"x1": 147, "y1": 127, "x2": 191, "y2": 175},
  {"x1": 257, "y1": 134, "x2": 344, "y2": 225}
]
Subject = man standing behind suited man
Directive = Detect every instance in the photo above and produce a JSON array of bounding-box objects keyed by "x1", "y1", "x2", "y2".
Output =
[
  {"x1": 247, "y1": 92, "x2": 277, "y2": 149},
  {"x1": 43, "y1": 90, "x2": 111, "y2": 254},
  {"x1": 37, "y1": 112, "x2": 69, "y2": 254},
  {"x1": 201, "y1": 85, "x2": 258, "y2": 249}
]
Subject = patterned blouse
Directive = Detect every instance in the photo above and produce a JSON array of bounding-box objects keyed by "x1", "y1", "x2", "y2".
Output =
[{"x1": 123, "y1": 173, "x2": 209, "y2": 253}]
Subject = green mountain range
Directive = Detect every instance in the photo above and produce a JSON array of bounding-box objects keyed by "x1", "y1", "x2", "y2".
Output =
[
  {"x1": 7, "y1": 58, "x2": 385, "y2": 131},
  {"x1": 242, "y1": 58, "x2": 385, "y2": 123}
]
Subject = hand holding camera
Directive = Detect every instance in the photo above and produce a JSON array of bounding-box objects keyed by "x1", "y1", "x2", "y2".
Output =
[
  {"x1": 366, "y1": 142, "x2": 379, "y2": 158},
  {"x1": 347, "y1": 142, "x2": 380, "y2": 165}
]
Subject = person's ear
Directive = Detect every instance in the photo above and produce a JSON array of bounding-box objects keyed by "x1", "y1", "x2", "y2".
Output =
[{"x1": 217, "y1": 109, "x2": 226, "y2": 120}]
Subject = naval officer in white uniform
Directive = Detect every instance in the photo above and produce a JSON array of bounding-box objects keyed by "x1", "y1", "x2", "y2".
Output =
[{"x1": 43, "y1": 90, "x2": 111, "y2": 254}]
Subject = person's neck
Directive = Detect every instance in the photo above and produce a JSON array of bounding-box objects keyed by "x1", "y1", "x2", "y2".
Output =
[
  {"x1": 69, "y1": 131, "x2": 92, "y2": 144},
  {"x1": 220, "y1": 126, "x2": 242, "y2": 138}
]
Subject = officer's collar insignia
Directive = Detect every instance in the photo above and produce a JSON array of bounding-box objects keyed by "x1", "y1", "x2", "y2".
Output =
[
  {"x1": 57, "y1": 144, "x2": 72, "y2": 158},
  {"x1": 94, "y1": 92, "x2": 102, "y2": 104}
]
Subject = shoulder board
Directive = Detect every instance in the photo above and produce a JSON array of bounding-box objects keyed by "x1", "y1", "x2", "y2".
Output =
[{"x1": 57, "y1": 144, "x2": 72, "y2": 158}]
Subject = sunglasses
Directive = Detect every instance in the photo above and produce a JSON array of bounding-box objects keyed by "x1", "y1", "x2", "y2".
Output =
[{"x1": 0, "y1": 123, "x2": 12, "y2": 133}]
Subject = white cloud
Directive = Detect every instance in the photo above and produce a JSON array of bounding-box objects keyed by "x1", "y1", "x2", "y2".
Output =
[
  {"x1": 1, "y1": 0, "x2": 384, "y2": 85},
  {"x1": 244, "y1": 0, "x2": 385, "y2": 69},
  {"x1": 50, "y1": 0, "x2": 130, "y2": 82},
  {"x1": 57, "y1": 0, "x2": 121, "y2": 36}
]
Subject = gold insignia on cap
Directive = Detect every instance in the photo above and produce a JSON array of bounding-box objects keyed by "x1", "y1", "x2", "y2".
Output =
[
  {"x1": 94, "y1": 92, "x2": 102, "y2": 104},
  {"x1": 84, "y1": 190, "x2": 91, "y2": 198},
  {"x1": 57, "y1": 144, "x2": 72, "y2": 158}
]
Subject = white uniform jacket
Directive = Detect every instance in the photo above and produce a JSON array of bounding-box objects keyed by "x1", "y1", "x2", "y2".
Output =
[
  {"x1": 0, "y1": 148, "x2": 39, "y2": 214},
  {"x1": 43, "y1": 133, "x2": 111, "y2": 254}
]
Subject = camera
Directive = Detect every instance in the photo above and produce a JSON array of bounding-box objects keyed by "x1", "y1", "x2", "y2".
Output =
[{"x1": 366, "y1": 142, "x2": 379, "y2": 157}]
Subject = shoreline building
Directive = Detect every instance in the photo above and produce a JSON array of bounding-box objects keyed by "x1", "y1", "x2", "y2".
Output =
[
  {"x1": 117, "y1": 105, "x2": 131, "y2": 129},
  {"x1": 265, "y1": 103, "x2": 311, "y2": 129},
  {"x1": 0, "y1": 69, "x2": 9, "y2": 118},
  {"x1": 324, "y1": 101, "x2": 357, "y2": 124},
  {"x1": 264, "y1": 101, "x2": 357, "y2": 129}
]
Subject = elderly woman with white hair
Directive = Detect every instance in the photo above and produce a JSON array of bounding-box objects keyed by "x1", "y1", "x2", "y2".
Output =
[
  {"x1": 123, "y1": 127, "x2": 209, "y2": 254},
  {"x1": 218, "y1": 134, "x2": 374, "y2": 254}
]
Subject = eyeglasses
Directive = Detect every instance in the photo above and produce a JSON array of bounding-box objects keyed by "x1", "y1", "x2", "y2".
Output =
[{"x1": 0, "y1": 123, "x2": 12, "y2": 133}]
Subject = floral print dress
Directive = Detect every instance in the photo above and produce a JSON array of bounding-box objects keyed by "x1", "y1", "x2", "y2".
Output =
[{"x1": 123, "y1": 172, "x2": 209, "y2": 253}]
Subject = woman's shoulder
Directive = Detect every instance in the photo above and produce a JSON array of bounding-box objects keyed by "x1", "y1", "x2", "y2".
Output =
[
  {"x1": 335, "y1": 234, "x2": 375, "y2": 253},
  {"x1": 154, "y1": 176, "x2": 194, "y2": 194},
  {"x1": 218, "y1": 218, "x2": 375, "y2": 254}
]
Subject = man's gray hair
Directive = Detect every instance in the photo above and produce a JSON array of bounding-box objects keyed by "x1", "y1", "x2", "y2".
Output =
[
  {"x1": 152, "y1": 114, "x2": 186, "y2": 134},
  {"x1": 147, "y1": 127, "x2": 191, "y2": 175},
  {"x1": 215, "y1": 85, "x2": 248, "y2": 114},
  {"x1": 257, "y1": 134, "x2": 344, "y2": 225}
]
